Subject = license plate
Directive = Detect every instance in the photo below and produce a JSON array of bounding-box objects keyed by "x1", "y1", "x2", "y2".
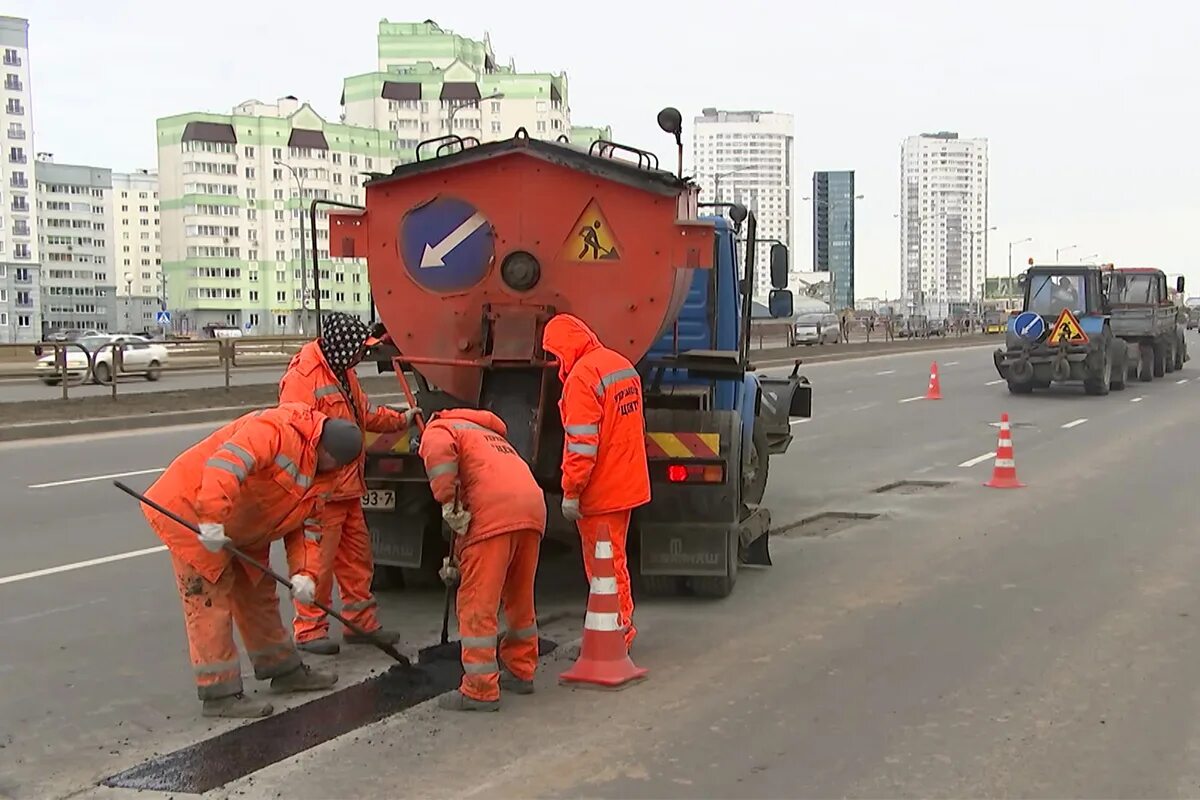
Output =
[{"x1": 361, "y1": 490, "x2": 395, "y2": 511}]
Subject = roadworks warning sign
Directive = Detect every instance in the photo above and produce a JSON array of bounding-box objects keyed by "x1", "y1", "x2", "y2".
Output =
[
  {"x1": 561, "y1": 200, "x2": 621, "y2": 262},
  {"x1": 1047, "y1": 307, "x2": 1089, "y2": 345}
]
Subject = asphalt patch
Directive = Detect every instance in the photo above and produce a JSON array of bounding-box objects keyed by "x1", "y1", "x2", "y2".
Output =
[
  {"x1": 873, "y1": 480, "x2": 951, "y2": 495},
  {"x1": 780, "y1": 511, "x2": 880, "y2": 538}
]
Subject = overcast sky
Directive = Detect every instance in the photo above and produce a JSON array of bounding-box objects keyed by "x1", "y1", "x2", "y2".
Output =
[{"x1": 9, "y1": 0, "x2": 1198, "y2": 298}]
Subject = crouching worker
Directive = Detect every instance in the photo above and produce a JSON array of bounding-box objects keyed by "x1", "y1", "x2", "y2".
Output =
[
  {"x1": 142, "y1": 403, "x2": 364, "y2": 718},
  {"x1": 417, "y1": 409, "x2": 547, "y2": 711}
]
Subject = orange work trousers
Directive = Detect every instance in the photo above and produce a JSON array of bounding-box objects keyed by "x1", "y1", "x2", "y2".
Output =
[
  {"x1": 170, "y1": 551, "x2": 300, "y2": 700},
  {"x1": 577, "y1": 509, "x2": 636, "y2": 649},
  {"x1": 456, "y1": 530, "x2": 541, "y2": 702},
  {"x1": 293, "y1": 499, "x2": 380, "y2": 643}
]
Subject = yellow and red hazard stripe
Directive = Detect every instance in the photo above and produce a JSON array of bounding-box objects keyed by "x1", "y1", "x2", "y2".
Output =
[
  {"x1": 365, "y1": 430, "x2": 414, "y2": 455},
  {"x1": 645, "y1": 432, "x2": 720, "y2": 459}
]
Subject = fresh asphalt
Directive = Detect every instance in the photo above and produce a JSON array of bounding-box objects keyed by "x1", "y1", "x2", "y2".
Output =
[{"x1": 3, "y1": 337, "x2": 1200, "y2": 797}]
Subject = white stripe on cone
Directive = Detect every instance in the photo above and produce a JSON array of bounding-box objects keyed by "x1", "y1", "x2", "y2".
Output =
[
  {"x1": 994, "y1": 459, "x2": 1015, "y2": 468},
  {"x1": 594, "y1": 540, "x2": 613, "y2": 559},
  {"x1": 590, "y1": 576, "x2": 618, "y2": 595},
  {"x1": 585, "y1": 611, "x2": 621, "y2": 631}
]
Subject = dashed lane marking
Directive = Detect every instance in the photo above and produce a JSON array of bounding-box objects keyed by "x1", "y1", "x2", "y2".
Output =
[
  {"x1": 29, "y1": 467, "x2": 165, "y2": 489},
  {"x1": 0, "y1": 546, "x2": 167, "y2": 587},
  {"x1": 898, "y1": 396, "x2": 925, "y2": 403},
  {"x1": 1131, "y1": 397, "x2": 1144, "y2": 402},
  {"x1": 1061, "y1": 418, "x2": 1088, "y2": 429},
  {"x1": 986, "y1": 379, "x2": 1005, "y2": 386},
  {"x1": 959, "y1": 451, "x2": 997, "y2": 468},
  {"x1": 875, "y1": 370, "x2": 896, "y2": 375},
  {"x1": 944, "y1": 361, "x2": 960, "y2": 366},
  {"x1": 1177, "y1": 378, "x2": 1190, "y2": 385},
  {"x1": 789, "y1": 418, "x2": 811, "y2": 426}
]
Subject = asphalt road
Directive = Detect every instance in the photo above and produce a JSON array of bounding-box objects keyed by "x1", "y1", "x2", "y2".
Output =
[{"x1": 4, "y1": 337, "x2": 1200, "y2": 798}]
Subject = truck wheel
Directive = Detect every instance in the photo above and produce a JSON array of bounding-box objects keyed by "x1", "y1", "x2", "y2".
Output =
[
  {"x1": 1154, "y1": 344, "x2": 1166, "y2": 377},
  {"x1": 742, "y1": 426, "x2": 770, "y2": 506},
  {"x1": 1084, "y1": 353, "x2": 1111, "y2": 396},
  {"x1": 1007, "y1": 380, "x2": 1034, "y2": 394},
  {"x1": 371, "y1": 565, "x2": 406, "y2": 591},
  {"x1": 1165, "y1": 342, "x2": 1177, "y2": 374},
  {"x1": 1140, "y1": 344, "x2": 1154, "y2": 382},
  {"x1": 689, "y1": 530, "x2": 738, "y2": 599}
]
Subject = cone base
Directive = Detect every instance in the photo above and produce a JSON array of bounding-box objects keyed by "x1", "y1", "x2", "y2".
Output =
[
  {"x1": 984, "y1": 477, "x2": 1025, "y2": 489},
  {"x1": 924, "y1": 393, "x2": 942, "y2": 400},
  {"x1": 559, "y1": 657, "x2": 648, "y2": 690}
]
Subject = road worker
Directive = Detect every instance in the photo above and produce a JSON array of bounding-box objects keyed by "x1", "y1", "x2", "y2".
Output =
[
  {"x1": 418, "y1": 408, "x2": 547, "y2": 711},
  {"x1": 278, "y1": 312, "x2": 420, "y2": 655},
  {"x1": 541, "y1": 313, "x2": 650, "y2": 652},
  {"x1": 142, "y1": 403, "x2": 364, "y2": 718}
]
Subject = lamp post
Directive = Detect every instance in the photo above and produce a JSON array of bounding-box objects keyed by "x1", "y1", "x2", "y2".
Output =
[
  {"x1": 1055, "y1": 244, "x2": 1078, "y2": 263},
  {"x1": 712, "y1": 163, "x2": 755, "y2": 206},
  {"x1": 1079, "y1": 252, "x2": 1099, "y2": 264},
  {"x1": 275, "y1": 160, "x2": 306, "y2": 336},
  {"x1": 1008, "y1": 236, "x2": 1033, "y2": 299},
  {"x1": 968, "y1": 224, "x2": 997, "y2": 314},
  {"x1": 447, "y1": 92, "x2": 505, "y2": 137}
]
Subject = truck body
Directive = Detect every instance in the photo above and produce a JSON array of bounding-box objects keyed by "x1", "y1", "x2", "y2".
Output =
[
  {"x1": 1108, "y1": 267, "x2": 1188, "y2": 381},
  {"x1": 993, "y1": 264, "x2": 1128, "y2": 395},
  {"x1": 330, "y1": 131, "x2": 810, "y2": 597}
]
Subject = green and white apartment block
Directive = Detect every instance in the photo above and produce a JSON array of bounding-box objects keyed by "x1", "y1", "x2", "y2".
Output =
[{"x1": 158, "y1": 20, "x2": 611, "y2": 332}]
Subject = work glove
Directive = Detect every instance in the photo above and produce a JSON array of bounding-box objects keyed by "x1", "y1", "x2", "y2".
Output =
[
  {"x1": 289, "y1": 574, "x2": 317, "y2": 604},
  {"x1": 197, "y1": 522, "x2": 230, "y2": 553},
  {"x1": 401, "y1": 407, "x2": 423, "y2": 427},
  {"x1": 441, "y1": 502, "x2": 471, "y2": 535},
  {"x1": 439, "y1": 557, "x2": 461, "y2": 588},
  {"x1": 561, "y1": 497, "x2": 582, "y2": 522}
]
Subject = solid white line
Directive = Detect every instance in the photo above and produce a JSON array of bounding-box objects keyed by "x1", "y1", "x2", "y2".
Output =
[
  {"x1": 29, "y1": 467, "x2": 165, "y2": 489},
  {"x1": 898, "y1": 396, "x2": 925, "y2": 404},
  {"x1": 1061, "y1": 418, "x2": 1088, "y2": 429},
  {"x1": 0, "y1": 546, "x2": 167, "y2": 587},
  {"x1": 986, "y1": 379, "x2": 1005, "y2": 386},
  {"x1": 959, "y1": 451, "x2": 997, "y2": 468},
  {"x1": 789, "y1": 418, "x2": 811, "y2": 426},
  {"x1": 944, "y1": 361, "x2": 960, "y2": 366},
  {"x1": 1131, "y1": 396, "x2": 1144, "y2": 403},
  {"x1": 875, "y1": 370, "x2": 896, "y2": 375},
  {"x1": 1177, "y1": 379, "x2": 1190, "y2": 385}
]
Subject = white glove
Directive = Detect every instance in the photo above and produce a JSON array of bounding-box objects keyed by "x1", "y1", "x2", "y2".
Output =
[
  {"x1": 290, "y1": 574, "x2": 317, "y2": 604},
  {"x1": 439, "y1": 557, "x2": 461, "y2": 588},
  {"x1": 442, "y1": 502, "x2": 471, "y2": 535},
  {"x1": 561, "y1": 497, "x2": 582, "y2": 522},
  {"x1": 197, "y1": 522, "x2": 230, "y2": 553},
  {"x1": 402, "y1": 407, "x2": 423, "y2": 426}
]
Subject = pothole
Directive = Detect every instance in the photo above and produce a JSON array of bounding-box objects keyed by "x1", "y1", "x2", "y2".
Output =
[
  {"x1": 874, "y1": 480, "x2": 951, "y2": 495},
  {"x1": 780, "y1": 511, "x2": 880, "y2": 538}
]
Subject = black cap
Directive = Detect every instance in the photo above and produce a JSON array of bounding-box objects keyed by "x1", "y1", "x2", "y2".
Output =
[{"x1": 319, "y1": 418, "x2": 362, "y2": 467}]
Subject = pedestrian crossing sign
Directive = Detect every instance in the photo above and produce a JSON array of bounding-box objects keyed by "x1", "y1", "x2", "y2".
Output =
[
  {"x1": 1047, "y1": 307, "x2": 1089, "y2": 345},
  {"x1": 561, "y1": 200, "x2": 621, "y2": 262}
]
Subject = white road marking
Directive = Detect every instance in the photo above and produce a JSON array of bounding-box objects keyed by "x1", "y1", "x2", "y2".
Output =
[
  {"x1": 789, "y1": 418, "x2": 811, "y2": 426},
  {"x1": 986, "y1": 379, "x2": 1005, "y2": 386},
  {"x1": 875, "y1": 370, "x2": 895, "y2": 375},
  {"x1": 851, "y1": 402, "x2": 880, "y2": 412},
  {"x1": 1131, "y1": 396, "x2": 1144, "y2": 403},
  {"x1": 28, "y1": 467, "x2": 165, "y2": 489},
  {"x1": 0, "y1": 546, "x2": 167, "y2": 587},
  {"x1": 1061, "y1": 418, "x2": 1088, "y2": 429},
  {"x1": 959, "y1": 451, "x2": 997, "y2": 468},
  {"x1": 1177, "y1": 378, "x2": 1190, "y2": 385},
  {"x1": 0, "y1": 597, "x2": 108, "y2": 626},
  {"x1": 898, "y1": 396, "x2": 925, "y2": 403},
  {"x1": 944, "y1": 361, "x2": 960, "y2": 366}
]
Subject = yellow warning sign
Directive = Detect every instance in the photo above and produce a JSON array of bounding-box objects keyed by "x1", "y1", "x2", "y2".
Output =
[
  {"x1": 1047, "y1": 307, "x2": 1089, "y2": 345},
  {"x1": 561, "y1": 200, "x2": 621, "y2": 262}
]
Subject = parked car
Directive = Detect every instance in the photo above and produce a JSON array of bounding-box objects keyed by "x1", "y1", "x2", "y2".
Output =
[
  {"x1": 793, "y1": 313, "x2": 841, "y2": 345},
  {"x1": 44, "y1": 328, "x2": 101, "y2": 343},
  {"x1": 35, "y1": 334, "x2": 169, "y2": 385}
]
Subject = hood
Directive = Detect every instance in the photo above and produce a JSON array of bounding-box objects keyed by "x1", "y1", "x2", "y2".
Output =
[
  {"x1": 319, "y1": 312, "x2": 371, "y2": 376},
  {"x1": 432, "y1": 408, "x2": 508, "y2": 436},
  {"x1": 542, "y1": 314, "x2": 601, "y2": 382}
]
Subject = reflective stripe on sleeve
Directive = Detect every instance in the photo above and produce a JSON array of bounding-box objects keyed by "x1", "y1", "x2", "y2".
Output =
[
  {"x1": 304, "y1": 530, "x2": 321, "y2": 542},
  {"x1": 205, "y1": 457, "x2": 247, "y2": 481},
  {"x1": 565, "y1": 423, "x2": 599, "y2": 436},
  {"x1": 274, "y1": 455, "x2": 313, "y2": 488},
  {"x1": 426, "y1": 461, "x2": 458, "y2": 478},
  {"x1": 220, "y1": 442, "x2": 256, "y2": 472},
  {"x1": 314, "y1": 384, "x2": 342, "y2": 398},
  {"x1": 594, "y1": 367, "x2": 639, "y2": 396},
  {"x1": 566, "y1": 442, "x2": 598, "y2": 456},
  {"x1": 304, "y1": 517, "x2": 320, "y2": 528},
  {"x1": 451, "y1": 422, "x2": 488, "y2": 431}
]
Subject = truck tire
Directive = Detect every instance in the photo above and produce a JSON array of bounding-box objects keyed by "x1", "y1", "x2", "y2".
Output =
[
  {"x1": 742, "y1": 425, "x2": 769, "y2": 506},
  {"x1": 1084, "y1": 351, "x2": 1111, "y2": 396},
  {"x1": 1165, "y1": 342, "x2": 1177, "y2": 374},
  {"x1": 689, "y1": 529, "x2": 738, "y2": 599},
  {"x1": 1154, "y1": 344, "x2": 1166, "y2": 377},
  {"x1": 371, "y1": 565, "x2": 406, "y2": 591},
  {"x1": 1140, "y1": 344, "x2": 1154, "y2": 382},
  {"x1": 1007, "y1": 380, "x2": 1034, "y2": 394}
]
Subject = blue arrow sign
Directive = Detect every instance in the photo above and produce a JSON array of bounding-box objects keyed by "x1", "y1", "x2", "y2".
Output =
[
  {"x1": 399, "y1": 196, "x2": 494, "y2": 293},
  {"x1": 1013, "y1": 311, "x2": 1045, "y2": 341},
  {"x1": 155, "y1": 310, "x2": 171, "y2": 325}
]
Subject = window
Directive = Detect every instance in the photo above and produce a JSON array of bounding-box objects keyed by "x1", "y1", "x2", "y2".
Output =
[
  {"x1": 274, "y1": 210, "x2": 285, "y2": 222},
  {"x1": 276, "y1": 290, "x2": 287, "y2": 302},
  {"x1": 249, "y1": 290, "x2": 259, "y2": 302},
  {"x1": 536, "y1": 101, "x2": 548, "y2": 113},
  {"x1": 18, "y1": 314, "x2": 30, "y2": 328},
  {"x1": 249, "y1": 313, "x2": 260, "y2": 327},
  {"x1": 332, "y1": 152, "x2": 342, "y2": 165},
  {"x1": 349, "y1": 155, "x2": 358, "y2": 168},
  {"x1": 491, "y1": 120, "x2": 502, "y2": 134},
  {"x1": 276, "y1": 314, "x2": 287, "y2": 328},
  {"x1": 491, "y1": 101, "x2": 501, "y2": 114},
  {"x1": 244, "y1": 146, "x2": 255, "y2": 158},
  {"x1": 273, "y1": 189, "x2": 284, "y2": 201},
  {"x1": 0, "y1": 312, "x2": 6, "y2": 326},
  {"x1": 536, "y1": 121, "x2": 547, "y2": 133},
  {"x1": 271, "y1": 147, "x2": 282, "y2": 160},
  {"x1": 245, "y1": 167, "x2": 256, "y2": 179},
  {"x1": 272, "y1": 168, "x2": 283, "y2": 181}
]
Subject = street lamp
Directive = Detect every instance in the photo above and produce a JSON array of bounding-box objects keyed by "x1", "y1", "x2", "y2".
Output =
[
  {"x1": 1008, "y1": 236, "x2": 1033, "y2": 293},
  {"x1": 1055, "y1": 244, "x2": 1078, "y2": 262},
  {"x1": 275, "y1": 159, "x2": 307, "y2": 336},
  {"x1": 712, "y1": 163, "x2": 755, "y2": 205},
  {"x1": 1079, "y1": 252, "x2": 1099, "y2": 263},
  {"x1": 447, "y1": 92, "x2": 505, "y2": 137},
  {"x1": 968, "y1": 224, "x2": 996, "y2": 313}
]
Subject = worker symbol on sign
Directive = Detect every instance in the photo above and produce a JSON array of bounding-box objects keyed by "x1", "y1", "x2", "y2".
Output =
[
  {"x1": 561, "y1": 200, "x2": 621, "y2": 262},
  {"x1": 1047, "y1": 307, "x2": 1089, "y2": 345}
]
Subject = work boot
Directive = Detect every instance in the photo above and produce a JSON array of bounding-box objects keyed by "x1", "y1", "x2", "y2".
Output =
[
  {"x1": 500, "y1": 669, "x2": 535, "y2": 695},
  {"x1": 344, "y1": 627, "x2": 401, "y2": 645},
  {"x1": 269, "y1": 663, "x2": 338, "y2": 694},
  {"x1": 201, "y1": 693, "x2": 274, "y2": 718},
  {"x1": 297, "y1": 637, "x2": 340, "y2": 656},
  {"x1": 437, "y1": 690, "x2": 499, "y2": 712}
]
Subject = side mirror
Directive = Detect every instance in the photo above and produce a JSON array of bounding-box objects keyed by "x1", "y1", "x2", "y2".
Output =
[
  {"x1": 1017, "y1": 272, "x2": 1028, "y2": 289},
  {"x1": 768, "y1": 289, "x2": 794, "y2": 319},
  {"x1": 769, "y1": 243, "x2": 789, "y2": 289},
  {"x1": 1178, "y1": 276, "x2": 1186, "y2": 294}
]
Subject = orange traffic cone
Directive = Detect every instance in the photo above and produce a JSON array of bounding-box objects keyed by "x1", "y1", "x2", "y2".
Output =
[
  {"x1": 924, "y1": 362, "x2": 943, "y2": 400},
  {"x1": 559, "y1": 527, "x2": 648, "y2": 690},
  {"x1": 984, "y1": 413, "x2": 1024, "y2": 489}
]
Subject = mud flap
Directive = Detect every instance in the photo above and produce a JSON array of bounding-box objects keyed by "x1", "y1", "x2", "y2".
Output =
[
  {"x1": 639, "y1": 524, "x2": 730, "y2": 577},
  {"x1": 740, "y1": 505, "x2": 772, "y2": 566},
  {"x1": 368, "y1": 519, "x2": 426, "y2": 569},
  {"x1": 756, "y1": 375, "x2": 812, "y2": 455}
]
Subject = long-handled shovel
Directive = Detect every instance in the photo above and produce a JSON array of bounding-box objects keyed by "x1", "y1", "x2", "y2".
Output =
[{"x1": 418, "y1": 483, "x2": 463, "y2": 663}]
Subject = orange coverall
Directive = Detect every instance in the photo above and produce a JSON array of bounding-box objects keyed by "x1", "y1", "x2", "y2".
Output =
[
  {"x1": 143, "y1": 404, "x2": 330, "y2": 700},
  {"x1": 542, "y1": 314, "x2": 650, "y2": 650},
  {"x1": 279, "y1": 340, "x2": 410, "y2": 643},
  {"x1": 418, "y1": 409, "x2": 547, "y2": 702}
]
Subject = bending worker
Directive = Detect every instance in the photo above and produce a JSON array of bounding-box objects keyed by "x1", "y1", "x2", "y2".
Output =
[
  {"x1": 418, "y1": 409, "x2": 546, "y2": 712},
  {"x1": 541, "y1": 313, "x2": 650, "y2": 652},
  {"x1": 142, "y1": 403, "x2": 364, "y2": 718},
  {"x1": 279, "y1": 312, "x2": 420, "y2": 655}
]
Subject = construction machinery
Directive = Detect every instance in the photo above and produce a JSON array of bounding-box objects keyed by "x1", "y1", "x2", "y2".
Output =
[
  {"x1": 329, "y1": 111, "x2": 810, "y2": 598},
  {"x1": 1109, "y1": 267, "x2": 1188, "y2": 381}
]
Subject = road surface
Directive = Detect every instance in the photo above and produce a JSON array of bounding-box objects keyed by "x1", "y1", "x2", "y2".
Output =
[{"x1": 3, "y1": 338, "x2": 1200, "y2": 798}]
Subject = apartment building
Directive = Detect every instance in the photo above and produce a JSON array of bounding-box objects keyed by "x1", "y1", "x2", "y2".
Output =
[
  {"x1": 35, "y1": 158, "x2": 117, "y2": 334},
  {"x1": 0, "y1": 16, "x2": 37, "y2": 342},
  {"x1": 156, "y1": 96, "x2": 392, "y2": 334},
  {"x1": 692, "y1": 108, "x2": 794, "y2": 301},
  {"x1": 899, "y1": 131, "x2": 989, "y2": 310},
  {"x1": 112, "y1": 169, "x2": 162, "y2": 332}
]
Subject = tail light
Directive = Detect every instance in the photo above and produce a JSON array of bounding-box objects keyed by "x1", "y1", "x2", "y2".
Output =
[{"x1": 664, "y1": 462, "x2": 725, "y2": 484}]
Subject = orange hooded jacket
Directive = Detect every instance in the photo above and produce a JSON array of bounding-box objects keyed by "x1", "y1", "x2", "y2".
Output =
[
  {"x1": 417, "y1": 409, "x2": 547, "y2": 552},
  {"x1": 541, "y1": 314, "x2": 651, "y2": 516},
  {"x1": 278, "y1": 340, "x2": 409, "y2": 501},
  {"x1": 143, "y1": 403, "x2": 331, "y2": 584}
]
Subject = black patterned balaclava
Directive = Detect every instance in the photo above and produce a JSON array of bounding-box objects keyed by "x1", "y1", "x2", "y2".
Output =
[{"x1": 319, "y1": 313, "x2": 370, "y2": 419}]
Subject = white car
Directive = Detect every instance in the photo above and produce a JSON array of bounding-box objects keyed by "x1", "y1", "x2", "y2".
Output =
[
  {"x1": 36, "y1": 334, "x2": 169, "y2": 385},
  {"x1": 793, "y1": 313, "x2": 842, "y2": 345}
]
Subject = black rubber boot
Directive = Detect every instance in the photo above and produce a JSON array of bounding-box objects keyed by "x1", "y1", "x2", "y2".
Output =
[
  {"x1": 500, "y1": 670, "x2": 535, "y2": 695},
  {"x1": 297, "y1": 637, "x2": 340, "y2": 656},
  {"x1": 201, "y1": 693, "x2": 274, "y2": 718},
  {"x1": 344, "y1": 627, "x2": 401, "y2": 645},
  {"x1": 437, "y1": 690, "x2": 500, "y2": 712},
  {"x1": 269, "y1": 663, "x2": 338, "y2": 694}
]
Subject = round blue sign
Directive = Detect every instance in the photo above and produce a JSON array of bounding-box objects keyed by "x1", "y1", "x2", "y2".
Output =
[
  {"x1": 1013, "y1": 311, "x2": 1046, "y2": 341},
  {"x1": 399, "y1": 196, "x2": 494, "y2": 293}
]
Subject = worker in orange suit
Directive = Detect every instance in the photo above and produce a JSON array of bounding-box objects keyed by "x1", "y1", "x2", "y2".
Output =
[
  {"x1": 417, "y1": 408, "x2": 547, "y2": 711},
  {"x1": 541, "y1": 313, "x2": 650, "y2": 652},
  {"x1": 278, "y1": 312, "x2": 420, "y2": 655},
  {"x1": 142, "y1": 403, "x2": 365, "y2": 718}
]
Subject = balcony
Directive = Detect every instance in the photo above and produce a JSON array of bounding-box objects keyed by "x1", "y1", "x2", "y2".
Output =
[
  {"x1": 8, "y1": 153, "x2": 25, "y2": 164},
  {"x1": 4, "y1": 104, "x2": 22, "y2": 116},
  {"x1": 11, "y1": 225, "x2": 29, "y2": 237},
  {"x1": 10, "y1": 201, "x2": 27, "y2": 213},
  {"x1": 7, "y1": 127, "x2": 23, "y2": 140},
  {"x1": 12, "y1": 250, "x2": 30, "y2": 261},
  {"x1": 9, "y1": 178, "x2": 26, "y2": 189},
  {"x1": 3, "y1": 53, "x2": 20, "y2": 67},
  {"x1": 4, "y1": 79, "x2": 22, "y2": 92}
]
